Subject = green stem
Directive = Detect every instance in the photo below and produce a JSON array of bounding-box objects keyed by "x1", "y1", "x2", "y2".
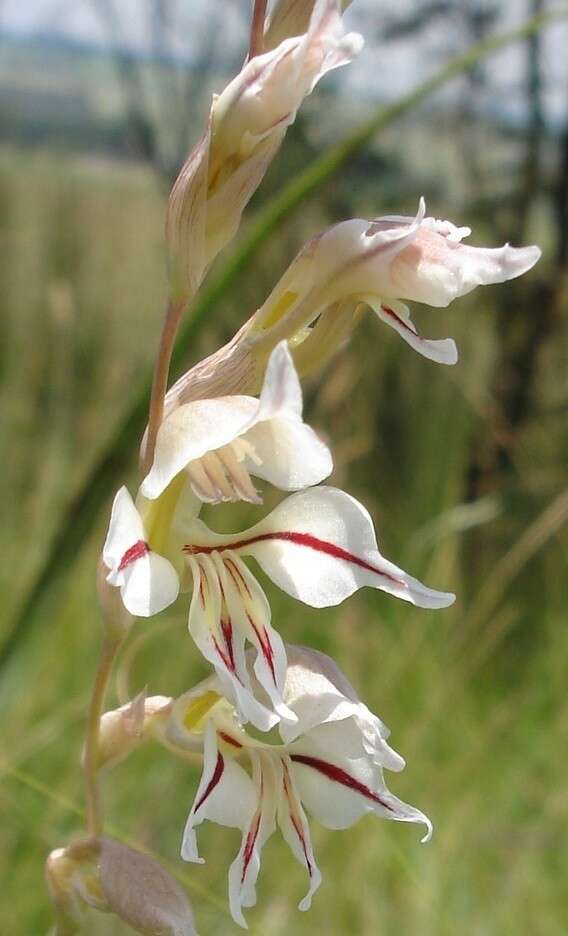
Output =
[{"x1": 83, "y1": 635, "x2": 123, "y2": 837}]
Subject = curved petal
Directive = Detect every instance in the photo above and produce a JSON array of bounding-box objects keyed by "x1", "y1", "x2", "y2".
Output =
[
  {"x1": 389, "y1": 218, "x2": 541, "y2": 307},
  {"x1": 227, "y1": 752, "x2": 277, "y2": 929},
  {"x1": 204, "y1": 486, "x2": 455, "y2": 609},
  {"x1": 290, "y1": 721, "x2": 432, "y2": 841},
  {"x1": 187, "y1": 555, "x2": 282, "y2": 733},
  {"x1": 181, "y1": 722, "x2": 257, "y2": 864},
  {"x1": 245, "y1": 417, "x2": 333, "y2": 490},
  {"x1": 141, "y1": 397, "x2": 258, "y2": 500},
  {"x1": 120, "y1": 551, "x2": 180, "y2": 618},
  {"x1": 219, "y1": 553, "x2": 297, "y2": 730},
  {"x1": 278, "y1": 645, "x2": 404, "y2": 771},
  {"x1": 277, "y1": 756, "x2": 322, "y2": 912},
  {"x1": 103, "y1": 487, "x2": 146, "y2": 573},
  {"x1": 369, "y1": 297, "x2": 458, "y2": 366}
]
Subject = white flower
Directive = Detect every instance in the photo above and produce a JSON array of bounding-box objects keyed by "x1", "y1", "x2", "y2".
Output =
[
  {"x1": 180, "y1": 483, "x2": 453, "y2": 732},
  {"x1": 162, "y1": 645, "x2": 431, "y2": 928},
  {"x1": 141, "y1": 341, "x2": 332, "y2": 504},
  {"x1": 167, "y1": 0, "x2": 362, "y2": 297},
  {"x1": 249, "y1": 198, "x2": 542, "y2": 365},
  {"x1": 104, "y1": 478, "x2": 454, "y2": 731}
]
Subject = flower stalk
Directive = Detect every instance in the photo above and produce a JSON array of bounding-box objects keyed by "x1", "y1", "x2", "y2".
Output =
[
  {"x1": 249, "y1": 0, "x2": 268, "y2": 60},
  {"x1": 142, "y1": 296, "x2": 187, "y2": 476},
  {"x1": 83, "y1": 633, "x2": 124, "y2": 837}
]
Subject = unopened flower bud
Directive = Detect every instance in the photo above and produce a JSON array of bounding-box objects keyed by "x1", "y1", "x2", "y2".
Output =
[
  {"x1": 96, "y1": 692, "x2": 172, "y2": 769},
  {"x1": 47, "y1": 838, "x2": 197, "y2": 936},
  {"x1": 97, "y1": 837, "x2": 198, "y2": 936},
  {"x1": 264, "y1": 0, "x2": 353, "y2": 50},
  {"x1": 166, "y1": 0, "x2": 362, "y2": 300}
]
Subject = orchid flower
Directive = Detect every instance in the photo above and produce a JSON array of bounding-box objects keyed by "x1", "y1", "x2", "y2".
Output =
[
  {"x1": 141, "y1": 341, "x2": 332, "y2": 505},
  {"x1": 246, "y1": 197, "x2": 541, "y2": 367},
  {"x1": 167, "y1": 0, "x2": 362, "y2": 297},
  {"x1": 154, "y1": 645, "x2": 431, "y2": 928}
]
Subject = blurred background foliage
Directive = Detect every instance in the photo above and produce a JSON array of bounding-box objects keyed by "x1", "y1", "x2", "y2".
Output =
[{"x1": 1, "y1": 1, "x2": 568, "y2": 934}]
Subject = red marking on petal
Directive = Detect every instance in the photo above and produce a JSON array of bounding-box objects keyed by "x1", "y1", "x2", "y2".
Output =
[
  {"x1": 221, "y1": 617, "x2": 235, "y2": 671},
  {"x1": 223, "y1": 555, "x2": 252, "y2": 598},
  {"x1": 248, "y1": 613, "x2": 277, "y2": 685},
  {"x1": 185, "y1": 532, "x2": 406, "y2": 590},
  {"x1": 118, "y1": 540, "x2": 150, "y2": 571},
  {"x1": 193, "y1": 751, "x2": 224, "y2": 814},
  {"x1": 290, "y1": 754, "x2": 395, "y2": 813},
  {"x1": 381, "y1": 305, "x2": 419, "y2": 338},
  {"x1": 218, "y1": 731, "x2": 242, "y2": 749},
  {"x1": 241, "y1": 810, "x2": 262, "y2": 884},
  {"x1": 198, "y1": 572, "x2": 207, "y2": 609},
  {"x1": 282, "y1": 761, "x2": 312, "y2": 875}
]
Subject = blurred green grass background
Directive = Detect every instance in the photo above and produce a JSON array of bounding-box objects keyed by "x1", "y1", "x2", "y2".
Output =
[{"x1": 2, "y1": 13, "x2": 568, "y2": 935}]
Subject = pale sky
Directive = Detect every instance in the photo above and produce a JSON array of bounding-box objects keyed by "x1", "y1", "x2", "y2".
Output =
[{"x1": 2, "y1": 1, "x2": 568, "y2": 124}]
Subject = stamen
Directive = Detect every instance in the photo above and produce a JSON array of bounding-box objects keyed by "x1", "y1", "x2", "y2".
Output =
[
  {"x1": 216, "y1": 444, "x2": 262, "y2": 504},
  {"x1": 185, "y1": 438, "x2": 262, "y2": 504}
]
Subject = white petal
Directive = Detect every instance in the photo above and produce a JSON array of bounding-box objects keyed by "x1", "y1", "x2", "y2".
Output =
[
  {"x1": 187, "y1": 555, "x2": 281, "y2": 733},
  {"x1": 228, "y1": 486, "x2": 455, "y2": 609},
  {"x1": 369, "y1": 297, "x2": 458, "y2": 366},
  {"x1": 290, "y1": 726, "x2": 432, "y2": 841},
  {"x1": 120, "y1": 551, "x2": 179, "y2": 617},
  {"x1": 256, "y1": 340, "x2": 303, "y2": 420},
  {"x1": 141, "y1": 397, "x2": 258, "y2": 500},
  {"x1": 441, "y1": 241, "x2": 541, "y2": 300},
  {"x1": 245, "y1": 341, "x2": 332, "y2": 490},
  {"x1": 220, "y1": 553, "x2": 297, "y2": 729},
  {"x1": 278, "y1": 645, "x2": 404, "y2": 771},
  {"x1": 389, "y1": 216, "x2": 541, "y2": 307},
  {"x1": 228, "y1": 753, "x2": 277, "y2": 929},
  {"x1": 181, "y1": 722, "x2": 257, "y2": 864},
  {"x1": 277, "y1": 756, "x2": 322, "y2": 913},
  {"x1": 245, "y1": 417, "x2": 333, "y2": 490},
  {"x1": 103, "y1": 487, "x2": 146, "y2": 573}
]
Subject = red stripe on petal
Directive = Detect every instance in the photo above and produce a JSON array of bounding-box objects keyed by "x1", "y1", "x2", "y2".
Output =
[
  {"x1": 218, "y1": 731, "x2": 243, "y2": 749},
  {"x1": 223, "y1": 555, "x2": 252, "y2": 598},
  {"x1": 193, "y1": 751, "x2": 224, "y2": 814},
  {"x1": 381, "y1": 305, "x2": 419, "y2": 338},
  {"x1": 248, "y1": 613, "x2": 277, "y2": 685},
  {"x1": 241, "y1": 811, "x2": 262, "y2": 884},
  {"x1": 184, "y1": 532, "x2": 406, "y2": 590},
  {"x1": 118, "y1": 540, "x2": 149, "y2": 571},
  {"x1": 290, "y1": 754, "x2": 395, "y2": 813},
  {"x1": 221, "y1": 617, "x2": 235, "y2": 670},
  {"x1": 282, "y1": 761, "x2": 312, "y2": 875}
]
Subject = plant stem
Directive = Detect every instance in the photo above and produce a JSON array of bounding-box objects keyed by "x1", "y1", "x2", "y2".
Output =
[
  {"x1": 249, "y1": 0, "x2": 267, "y2": 59},
  {"x1": 142, "y1": 297, "x2": 186, "y2": 476},
  {"x1": 83, "y1": 635, "x2": 123, "y2": 837}
]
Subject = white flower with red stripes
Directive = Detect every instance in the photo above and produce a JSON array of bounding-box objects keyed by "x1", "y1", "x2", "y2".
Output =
[
  {"x1": 249, "y1": 197, "x2": 541, "y2": 365},
  {"x1": 158, "y1": 644, "x2": 431, "y2": 928},
  {"x1": 103, "y1": 482, "x2": 454, "y2": 733},
  {"x1": 104, "y1": 337, "x2": 454, "y2": 731}
]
